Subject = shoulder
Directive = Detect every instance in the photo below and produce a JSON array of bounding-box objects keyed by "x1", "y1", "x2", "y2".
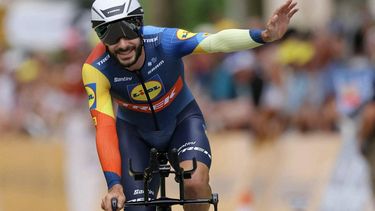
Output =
[
  {"x1": 82, "y1": 43, "x2": 112, "y2": 83},
  {"x1": 142, "y1": 25, "x2": 166, "y2": 35},
  {"x1": 85, "y1": 42, "x2": 110, "y2": 66},
  {"x1": 142, "y1": 26, "x2": 183, "y2": 50},
  {"x1": 84, "y1": 42, "x2": 111, "y2": 70},
  {"x1": 142, "y1": 25, "x2": 182, "y2": 41}
]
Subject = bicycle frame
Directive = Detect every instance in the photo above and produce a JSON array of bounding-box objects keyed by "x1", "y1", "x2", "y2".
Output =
[{"x1": 112, "y1": 148, "x2": 219, "y2": 211}]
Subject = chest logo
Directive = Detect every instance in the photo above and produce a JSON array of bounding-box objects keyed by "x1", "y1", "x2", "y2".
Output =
[{"x1": 130, "y1": 81, "x2": 163, "y2": 102}]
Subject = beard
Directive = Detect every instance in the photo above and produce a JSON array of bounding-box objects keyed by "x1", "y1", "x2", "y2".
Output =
[{"x1": 113, "y1": 42, "x2": 143, "y2": 68}]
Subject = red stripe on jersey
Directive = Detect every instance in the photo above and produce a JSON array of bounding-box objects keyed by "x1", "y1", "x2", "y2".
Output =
[
  {"x1": 115, "y1": 76, "x2": 184, "y2": 113},
  {"x1": 90, "y1": 110, "x2": 122, "y2": 177},
  {"x1": 86, "y1": 42, "x2": 106, "y2": 64}
]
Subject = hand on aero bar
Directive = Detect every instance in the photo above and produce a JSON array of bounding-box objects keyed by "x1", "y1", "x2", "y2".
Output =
[{"x1": 101, "y1": 184, "x2": 126, "y2": 211}]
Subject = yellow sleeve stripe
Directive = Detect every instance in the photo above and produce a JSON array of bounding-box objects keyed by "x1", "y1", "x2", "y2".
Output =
[
  {"x1": 192, "y1": 45, "x2": 208, "y2": 54},
  {"x1": 193, "y1": 29, "x2": 263, "y2": 54},
  {"x1": 82, "y1": 63, "x2": 115, "y2": 119}
]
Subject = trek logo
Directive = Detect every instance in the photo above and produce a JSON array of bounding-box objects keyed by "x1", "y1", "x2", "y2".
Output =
[
  {"x1": 118, "y1": 76, "x2": 184, "y2": 113},
  {"x1": 143, "y1": 37, "x2": 159, "y2": 43},
  {"x1": 100, "y1": 3, "x2": 126, "y2": 17},
  {"x1": 176, "y1": 29, "x2": 197, "y2": 40},
  {"x1": 97, "y1": 54, "x2": 110, "y2": 66},
  {"x1": 85, "y1": 83, "x2": 97, "y2": 110},
  {"x1": 128, "y1": 75, "x2": 165, "y2": 102}
]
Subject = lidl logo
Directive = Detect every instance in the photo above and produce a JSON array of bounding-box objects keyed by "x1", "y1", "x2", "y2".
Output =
[
  {"x1": 85, "y1": 83, "x2": 97, "y2": 110},
  {"x1": 177, "y1": 29, "x2": 197, "y2": 40},
  {"x1": 130, "y1": 81, "x2": 163, "y2": 102},
  {"x1": 118, "y1": 76, "x2": 184, "y2": 113},
  {"x1": 128, "y1": 75, "x2": 165, "y2": 103}
]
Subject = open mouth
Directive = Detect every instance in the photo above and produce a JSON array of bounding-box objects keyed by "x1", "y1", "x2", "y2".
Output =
[
  {"x1": 116, "y1": 47, "x2": 135, "y2": 59},
  {"x1": 116, "y1": 44, "x2": 135, "y2": 52}
]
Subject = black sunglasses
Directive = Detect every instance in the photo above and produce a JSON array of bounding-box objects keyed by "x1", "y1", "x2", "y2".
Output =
[{"x1": 95, "y1": 17, "x2": 142, "y2": 45}]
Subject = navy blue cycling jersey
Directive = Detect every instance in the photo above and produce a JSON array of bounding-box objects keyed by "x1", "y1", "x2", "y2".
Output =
[
  {"x1": 84, "y1": 26, "x2": 210, "y2": 131},
  {"x1": 82, "y1": 25, "x2": 264, "y2": 188},
  {"x1": 82, "y1": 26, "x2": 215, "y2": 187}
]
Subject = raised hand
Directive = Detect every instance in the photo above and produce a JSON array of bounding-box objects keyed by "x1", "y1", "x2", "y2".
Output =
[{"x1": 261, "y1": 0, "x2": 298, "y2": 42}]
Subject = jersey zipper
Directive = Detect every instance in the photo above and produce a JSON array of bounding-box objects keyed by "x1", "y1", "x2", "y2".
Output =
[{"x1": 134, "y1": 70, "x2": 160, "y2": 131}]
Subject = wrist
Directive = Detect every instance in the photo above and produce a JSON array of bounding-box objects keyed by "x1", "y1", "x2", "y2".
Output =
[
  {"x1": 249, "y1": 29, "x2": 266, "y2": 44},
  {"x1": 104, "y1": 171, "x2": 122, "y2": 189},
  {"x1": 110, "y1": 184, "x2": 123, "y2": 192},
  {"x1": 261, "y1": 30, "x2": 272, "y2": 42}
]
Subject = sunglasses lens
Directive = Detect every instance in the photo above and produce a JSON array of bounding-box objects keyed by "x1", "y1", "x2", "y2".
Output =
[
  {"x1": 96, "y1": 20, "x2": 141, "y2": 45},
  {"x1": 95, "y1": 24, "x2": 109, "y2": 39}
]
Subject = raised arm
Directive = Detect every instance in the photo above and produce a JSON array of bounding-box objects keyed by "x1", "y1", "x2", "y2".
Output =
[{"x1": 190, "y1": 0, "x2": 298, "y2": 54}]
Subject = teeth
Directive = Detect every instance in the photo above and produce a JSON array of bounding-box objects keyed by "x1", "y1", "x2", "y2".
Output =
[{"x1": 118, "y1": 48, "x2": 134, "y2": 55}]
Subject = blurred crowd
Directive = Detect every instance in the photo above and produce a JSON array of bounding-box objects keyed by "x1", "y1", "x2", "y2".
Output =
[
  {"x1": 2, "y1": 7, "x2": 375, "y2": 209},
  {"x1": 0, "y1": 35, "x2": 90, "y2": 139},
  {"x1": 186, "y1": 17, "x2": 375, "y2": 144},
  {"x1": 1, "y1": 14, "x2": 375, "y2": 146}
]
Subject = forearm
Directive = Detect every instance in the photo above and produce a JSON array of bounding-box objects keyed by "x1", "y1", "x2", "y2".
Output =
[
  {"x1": 91, "y1": 110, "x2": 122, "y2": 189},
  {"x1": 96, "y1": 126, "x2": 122, "y2": 188},
  {"x1": 194, "y1": 29, "x2": 265, "y2": 54},
  {"x1": 82, "y1": 64, "x2": 121, "y2": 188}
]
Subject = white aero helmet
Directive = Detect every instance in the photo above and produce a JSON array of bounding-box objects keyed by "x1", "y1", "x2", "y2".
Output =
[{"x1": 91, "y1": 0, "x2": 144, "y2": 44}]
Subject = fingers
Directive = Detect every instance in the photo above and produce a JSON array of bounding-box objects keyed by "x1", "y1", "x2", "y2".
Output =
[
  {"x1": 277, "y1": 0, "x2": 298, "y2": 16},
  {"x1": 101, "y1": 195, "x2": 126, "y2": 211},
  {"x1": 276, "y1": 0, "x2": 293, "y2": 14},
  {"x1": 117, "y1": 196, "x2": 126, "y2": 210},
  {"x1": 288, "y1": 8, "x2": 299, "y2": 19},
  {"x1": 101, "y1": 198, "x2": 109, "y2": 210},
  {"x1": 101, "y1": 197, "x2": 112, "y2": 211},
  {"x1": 287, "y1": 2, "x2": 298, "y2": 11},
  {"x1": 273, "y1": 0, "x2": 298, "y2": 22}
]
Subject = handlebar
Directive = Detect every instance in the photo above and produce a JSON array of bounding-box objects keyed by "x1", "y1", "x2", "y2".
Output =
[
  {"x1": 124, "y1": 193, "x2": 219, "y2": 210},
  {"x1": 111, "y1": 198, "x2": 118, "y2": 211}
]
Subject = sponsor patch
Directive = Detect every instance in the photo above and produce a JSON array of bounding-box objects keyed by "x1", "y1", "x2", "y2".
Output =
[
  {"x1": 176, "y1": 29, "x2": 197, "y2": 40},
  {"x1": 85, "y1": 83, "x2": 97, "y2": 110},
  {"x1": 118, "y1": 76, "x2": 184, "y2": 113},
  {"x1": 130, "y1": 81, "x2": 163, "y2": 102},
  {"x1": 127, "y1": 75, "x2": 165, "y2": 103}
]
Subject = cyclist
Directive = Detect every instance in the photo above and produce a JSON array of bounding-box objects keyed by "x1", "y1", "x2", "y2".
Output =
[{"x1": 82, "y1": 0, "x2": 298, "y2": 210}]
